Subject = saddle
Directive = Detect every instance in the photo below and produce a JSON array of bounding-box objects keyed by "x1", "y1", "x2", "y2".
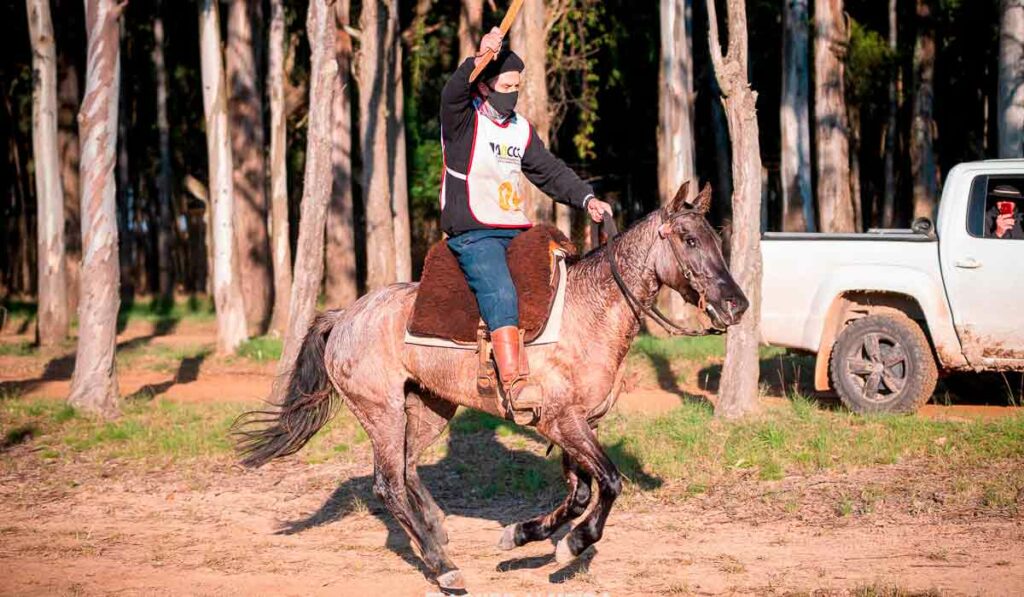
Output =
[{"x1": 406, "y1": 225, "x2": 575, "y2": 345}]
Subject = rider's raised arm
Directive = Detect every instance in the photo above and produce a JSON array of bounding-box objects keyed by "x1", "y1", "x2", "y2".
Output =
[
  {"x1": 440, "y1": 58, "x2": 477, "y2": 137},
  {"x1": 521, "y1": 125, "x2": 595, "y2": 210}
]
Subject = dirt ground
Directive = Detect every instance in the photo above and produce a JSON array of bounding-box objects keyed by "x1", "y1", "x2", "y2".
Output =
[{"x1": 2, "y1": 320, "x2": 1023, "y2": 596}]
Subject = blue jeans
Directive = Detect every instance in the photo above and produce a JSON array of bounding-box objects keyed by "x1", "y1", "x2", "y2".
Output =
[{"x1": 447, "y1": 228, "x2": 523, "y2": 331}]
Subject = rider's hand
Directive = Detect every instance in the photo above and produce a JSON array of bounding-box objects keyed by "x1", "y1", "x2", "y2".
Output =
[
  {"x1": 995, "y1": 213, "x2": 1015, "y2": 238},
  {"x1": 477, "y1": 27, "x2": 503, "y2": 59},
  {"x1": 586, "y1": 198, "x2": 613, "y2": 223}
]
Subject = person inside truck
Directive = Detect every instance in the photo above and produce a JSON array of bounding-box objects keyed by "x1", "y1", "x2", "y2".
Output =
[{"x1": 985, "y1": 185, "x2": 1024, "y2": 240}]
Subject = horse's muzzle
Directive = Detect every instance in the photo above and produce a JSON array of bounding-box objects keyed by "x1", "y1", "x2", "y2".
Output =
[{"x1": 707, "y1": 291, "x2": 749, "y2": 329}]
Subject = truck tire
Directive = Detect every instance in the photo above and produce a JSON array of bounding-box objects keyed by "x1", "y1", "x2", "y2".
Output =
[{"x1": 829, "y1": 313, "x2": 938, "y2": 414}]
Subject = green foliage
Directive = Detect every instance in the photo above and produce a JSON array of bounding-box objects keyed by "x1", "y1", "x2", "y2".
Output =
[
  {"x1": 846, "y1": 18, "x2": 896, "y2": 106},
  {"x1": 117, "y1": 296, "x2": 216, "y2": 327},
  {"x1": 0, "y1": 341, "x2": 35, "y2": 357},
  {"x1": 236, "y1": 336, "x2": 283, "y2": 362}
]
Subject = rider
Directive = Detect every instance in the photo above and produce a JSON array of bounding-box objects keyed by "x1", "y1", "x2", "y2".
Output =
[{"x1": 440, "y1": 27, "x2": 612, "y2": 414}]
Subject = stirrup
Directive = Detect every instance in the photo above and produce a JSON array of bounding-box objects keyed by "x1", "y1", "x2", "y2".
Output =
[{"x1": 501, "y1": 375, "x2": 541, "y2": 425}]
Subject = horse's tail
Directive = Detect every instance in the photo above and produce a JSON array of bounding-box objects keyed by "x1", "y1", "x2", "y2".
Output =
[{"x1": 232, "y1": 311, "x2": 342, "y2": 468}]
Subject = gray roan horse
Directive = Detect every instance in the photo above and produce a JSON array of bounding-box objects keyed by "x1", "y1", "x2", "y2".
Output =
[{"x1": 234, "y1": 181, "x2": 749, "y2": 592}]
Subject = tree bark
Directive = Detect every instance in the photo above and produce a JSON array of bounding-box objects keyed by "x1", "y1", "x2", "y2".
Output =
[
  {"x1": 359, "y1": 0, "x2": 398, "y2": 290},
  {"x1": 325, "y1": 0, "x2": 357, "y2": 308},
  {"x1": 458, "y1": 0, "x2": 484, "y2": 62},
  {"x1": 268, "y1": 0, "x2": 293, "y2": 335},
  {"x1": 199, "y1": 0, "x2": 249, "y2": 354},
  {"x1": 707, "y1": 0, "x2": 763, "y2": 419},
  {"x1": 998, "y1": 0, "x2": 1024, "y2": 158},
  {"x1": 910, "y1": 0, "x2": 937, "y2": 220},
  {"x1": 275, "y1": 0, "x2": 337, "y2": 396},
  {"x1": 152, "y1": 0, "x2": 174, "y2": 301},
  {"x1": 781, "y1": 0, "x2": 815, "y2": 232},
  {"x1": 227, "y1": 0, "x2": 272, "y2": 334},
  {"x1": 391, "y1": 37, "x2": 412, "y2": 283},
  {"x1": 882, "y1": 0, "x2": 898, "y2": 227},
  {"x1": 58, "y1": 53, "x2": 81, "y2": 316},
  {"x1": 68, "y1": 0, "x2": 122, "y2": 419},
  {"x1": 27, "y1": 0, "x2": 69, "y2": 347},
  {"x1": 813, "y1": 0, "x2": 855, "y2": 232},
  {"x1": 510, "y1": 0, "x2": 553, "y2": 226}
]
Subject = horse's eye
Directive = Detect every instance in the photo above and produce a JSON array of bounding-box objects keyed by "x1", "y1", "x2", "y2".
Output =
[{"x1": 685, "y1": 237, "x2": 697, "y2": 248}]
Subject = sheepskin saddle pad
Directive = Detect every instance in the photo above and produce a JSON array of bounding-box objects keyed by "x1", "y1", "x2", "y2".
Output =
[{"x1": 406, "y1": 225, "x2": 575, "y2": 348}]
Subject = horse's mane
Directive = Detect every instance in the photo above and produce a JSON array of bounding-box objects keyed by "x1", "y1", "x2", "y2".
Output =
[{"x1": 565, "y1": 208, "x2": 662, "y2": 270}]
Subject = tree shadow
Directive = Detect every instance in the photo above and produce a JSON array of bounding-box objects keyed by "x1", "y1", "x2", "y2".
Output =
[
  {"x1": 642, "y1": 351, "x2": 716, "y2": 408},
  {"x1": 276, "y1": 408, "x2": 663, "y2": 583},
  {"x1": 697, "y1": 351, "x2": 844, "y2": 408},
  {"x1": 127, "y1": 353, "x2": 209, "y2": 401}
]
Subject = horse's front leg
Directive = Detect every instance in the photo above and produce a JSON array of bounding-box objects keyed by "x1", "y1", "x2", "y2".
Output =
[
  {"x1": 497, "y1": 451, "x2": 593, "y2": 550},
  {"x1": 544, "y1": 406, "x2": 622, "y2": 563}
]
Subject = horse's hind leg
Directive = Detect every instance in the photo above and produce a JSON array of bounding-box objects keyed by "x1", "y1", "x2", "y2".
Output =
[
  {"x1": 404, "y1": 387, "x2": 457, "y2": 546},
  {"x1": 497, "y1": 451, "x2": 592, "y2": 550}
]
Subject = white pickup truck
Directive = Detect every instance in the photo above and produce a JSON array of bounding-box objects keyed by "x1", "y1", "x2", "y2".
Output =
[{"x1": 760, "y1": 159, "x2": 1024, "y2": 413}]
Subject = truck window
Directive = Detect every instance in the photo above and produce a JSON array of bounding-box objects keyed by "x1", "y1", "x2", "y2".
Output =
[{"x1": 967, "y1": 176, "x2": 1024, "y2": 240}]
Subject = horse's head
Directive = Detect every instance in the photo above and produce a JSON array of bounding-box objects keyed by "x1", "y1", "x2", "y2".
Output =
[{"x1": 652, "y1": 181, "x2": 749, "y2": 329}]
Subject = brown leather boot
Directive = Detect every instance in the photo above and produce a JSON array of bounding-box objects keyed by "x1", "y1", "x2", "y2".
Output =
[{"x1": 490, "y1": 326, "x2": 542, "y2": 422}]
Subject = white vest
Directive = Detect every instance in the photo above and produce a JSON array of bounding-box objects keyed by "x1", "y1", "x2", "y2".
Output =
[{"x1": 442, "y1": 111, "x2": 533, "y2": 228}]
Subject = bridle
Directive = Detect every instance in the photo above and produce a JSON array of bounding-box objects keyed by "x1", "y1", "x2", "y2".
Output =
[{"x1": 591, "y1": 214, "x2": 719, "y2": 336}]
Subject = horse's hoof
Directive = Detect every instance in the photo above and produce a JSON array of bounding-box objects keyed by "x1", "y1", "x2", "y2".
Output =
[
  {"x1": 497, "y1": 524, "x2": 518, "y2": 551},
  {"x1": 436, "y1": 569, "x2": 466, "y2": 593},
  {"x1": 554, "y1": 535, "x2": 577, "y2": 564}
]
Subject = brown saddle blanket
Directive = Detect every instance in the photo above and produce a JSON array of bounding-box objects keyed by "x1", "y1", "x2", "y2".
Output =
[{"x1": 408, "y1": 225, "x2": 576, "y2": 344}]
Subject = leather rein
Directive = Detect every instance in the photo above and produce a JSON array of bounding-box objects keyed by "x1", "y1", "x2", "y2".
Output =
[{"x1": 590, "y1": 215, "x2": 710, "y2": 337}]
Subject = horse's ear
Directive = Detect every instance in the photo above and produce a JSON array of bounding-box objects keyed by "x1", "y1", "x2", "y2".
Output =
[
  {"x1": 668, "y1": 180, "x2": 691, "y2": 213},
  {"x1": 690, "y1": 182, "x2": 712, "y2": 214}
]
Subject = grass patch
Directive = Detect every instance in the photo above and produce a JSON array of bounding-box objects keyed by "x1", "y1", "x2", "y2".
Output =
[
  {"x1": 116, "y1": 296, "x2": 216, "y2": 328},
  {"x1": 0, "y1": 341, "x2": 35, "y2": 356},
  {"x1": 236, "y1": 336, "x2": 283, "y2": 362}
]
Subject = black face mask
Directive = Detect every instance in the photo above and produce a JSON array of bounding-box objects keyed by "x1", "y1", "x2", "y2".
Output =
[{"x1": 487, "y1": 87, "x2": 518, "y2": 118}]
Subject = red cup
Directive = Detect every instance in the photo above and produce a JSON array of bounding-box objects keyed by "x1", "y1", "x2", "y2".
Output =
[{"x1": 997, "y1": 201, "x2": 1015, "y2": 216}]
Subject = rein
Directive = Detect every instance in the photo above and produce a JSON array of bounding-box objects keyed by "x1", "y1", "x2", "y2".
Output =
[{"x1": 590, "y1": 217, "x2": 706, "y2": 337}]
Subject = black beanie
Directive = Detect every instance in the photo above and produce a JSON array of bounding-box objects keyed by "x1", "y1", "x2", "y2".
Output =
[{"x1": 479, "y1": 46, "x2": 525, "y2": 83}]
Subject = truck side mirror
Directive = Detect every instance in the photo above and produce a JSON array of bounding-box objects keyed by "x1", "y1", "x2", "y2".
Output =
[{"x1": 911, "y1": 217, "x2": 935, "y2": 237}]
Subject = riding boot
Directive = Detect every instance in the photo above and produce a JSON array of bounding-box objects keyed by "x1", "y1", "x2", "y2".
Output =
[{"x1": 490, "y1": 326, "x2": 542, "y2": 424}]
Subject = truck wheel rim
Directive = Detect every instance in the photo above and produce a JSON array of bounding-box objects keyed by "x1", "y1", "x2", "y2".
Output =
[{"x1": 845, "y1": 332, "x2": 908, "y2": 403}]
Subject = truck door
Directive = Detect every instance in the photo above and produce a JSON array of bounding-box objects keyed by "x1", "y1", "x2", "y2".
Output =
[{"x1": 940, "y1": 174, "x2": 1024, "y2": 366}]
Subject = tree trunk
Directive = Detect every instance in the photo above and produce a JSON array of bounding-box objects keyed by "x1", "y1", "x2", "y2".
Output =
[
  {"x1": 707, "y1": 0, "x2": 763, "y2": 419},
  {"x1": 882, "y1": 0, "x2": 898, "y2": 227},
  {"x1": 58, "y1": 49, "x2": 81, "y2": 317},
  {"x1": 781, "y1": 0, "x2": 815, "y2": 232},
  {"x1": 658, "y1": 0, "x2": 698, "y2": 320},
  {"x1": 199, "y1": 0, "x2": 249, "y2": 354},
  {"x1": 27, "y1": 0, "x2": 69, "y2": 347},
  {"x1": 910, "y1": 0, "x2": 937, "y2": 220},
  {"x1": 999, "y1": 0, "x2": 1024, "y2": 158},
  {"x1": 68, "y1": 0, "x2": 122, "y2": 419},
  {"x1": 359, "y1": 0, "x2": 398, "y2": 290},
  {"x1": 116, "y1": 25, "x2": 134, "y2": 299},
  {"x1": 227, "y1": 0, "x2": 272, "y2": 335},
  {"x1": 325, "y1": 0, "x2": 357, "y2": 308},
  {"x1": 813, "y1": 0, "x2": 855, "y2": 232},
  {"x1": 275, "y1": 0, "x2": 337, "y2": 396},
  {"x1": 391, "y1": 38, "x2": 412, "y2": 283},
  {"x1": 152, "y1": 0, "x2": 174, "y2": 301},
  {"x1": 458, "y1": 0, "x2": 484, "y2": 61},
  {"x1": 510, "y1": 0, "x2": 552, "y2": 226},
  {"x1": 849, "y1": 102, "x2": 863, "y2": 231},
  {"x1": 268, "y1": 0, "x2": 293, "y2": 335}
]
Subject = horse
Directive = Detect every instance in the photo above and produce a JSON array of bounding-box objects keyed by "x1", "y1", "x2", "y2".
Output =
[{"x1": 233, "y1": 181, "x2": 749, "y2": 592}]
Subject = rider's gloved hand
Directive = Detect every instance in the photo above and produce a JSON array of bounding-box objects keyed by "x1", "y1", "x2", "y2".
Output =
[
  {"x1": 477, "y1": 27, "x2": 503, "y2": 59},
  {"x1": 586, "y1": 198, "x2": 613, "y2": 223}
]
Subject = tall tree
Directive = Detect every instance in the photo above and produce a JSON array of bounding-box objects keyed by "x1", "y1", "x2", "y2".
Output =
[
  {"x1": 275, "y1": 0, "x2": 337, "y2": 393},
  {"x1": 200, "y1": 0, "x2": 249, "y2": 353},
  {"x1": 267, "y1": 0, "x2": 293, "y2": 334},
  {"x1": 392, "y1": 35, "x2": 412, "y2": 283},
  {"x1": 813, "y1": 0, "x2": 855, "y2": 232},
  {"x1": 458, "y1": 0, "x2": 484, "y2": 61},
  {"x1": 227, "y1": 0, "x2": 272, "y2": 334},
  {"x1": 325, "y1": 0, "x2": 357, "y2": 308},
  {"x1": 359, "y1": 0, "x2": 398, "y2": 290},
  {"x1": 659, "y1": 0, "x2": 698, "y2": 318},
  {"x1": 27, "y1": 0, "x2": 69, "y2": 347},
  {"x1": 780, "y1": 0, "x2": 815, "y2": 232},
  {"x1": 511, "y1": 0, "x2": 553, "y2": 226},
  {"x1": 68, "y1": 0, "x2": 123, "y2": 418},
  {"x1": 999, "y1": 0, "x2": 1024, "y2": 158},
  {"x1": 707, "y1": 0, "x2": 763, "y2": 419},
  {"x1": 152, "y1": 0, "x2": 174, "y2": 301},
  {"x1": 57, "y1": 51, "x2": 81, "y2": 315},
  {"x1": 882, "y1": 0, "x2": 899, "y2": 227},
  {"x1": 910, "y1": 0, "x2": 937, "y2": 220}
]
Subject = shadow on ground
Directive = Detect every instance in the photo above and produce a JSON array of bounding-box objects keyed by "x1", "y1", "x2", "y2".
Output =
[{"x1": 277, "y1": 409, "x2": 662, "y2": 583}]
